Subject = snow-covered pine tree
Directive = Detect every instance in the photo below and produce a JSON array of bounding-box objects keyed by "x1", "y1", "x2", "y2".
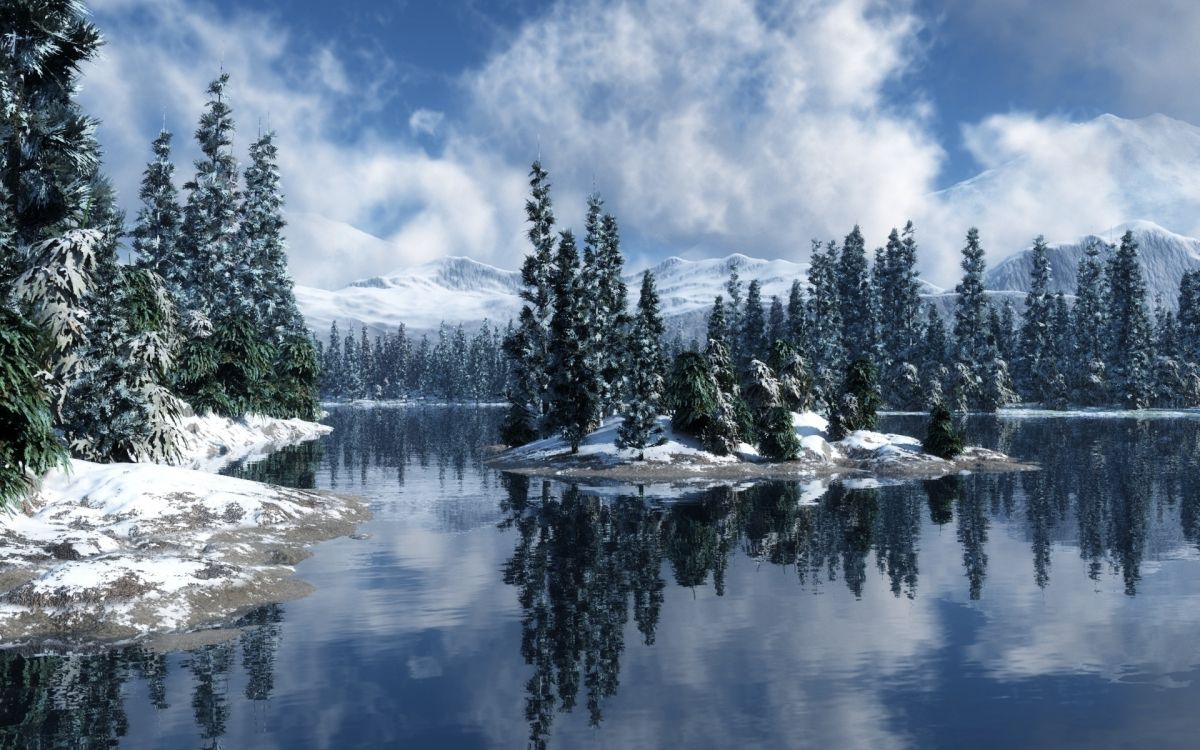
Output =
[
  {"x1": 180, "y1": 73, "x2": 240, "y2": 314},
  {"x1": 343, "y1": 328, "x2": 363, "y2": 400},
  {"x1": 769, "y1": 339, "x2": 813, "y2": 412},
  {"x1": 828, "y1": 358, "x2": 881, "y2": 440},
  {"x1": 807, "y1": 239, "x2": 844, "y2": 410},
  {"x1": 1072, "y1": 239, "x2": 1109, "y2": 404},
  {"x1": 1016, "y1": 236, "x2": 1053, "y2": 402},
  {"x1": 502, "y1": 161, "x2": 557, "y2": 444},
  {"x1": 1177, "y1": 271, "x2": 1200, "y2": 367},
  {"x1": 132, "y1": 130, "x2": 186, "y2": 305},
  {"x1": 708, "y1": 295, "x2": 728, "y2": 344},
  {"x1": 997, "y1": 301, "x2": 1017, "y2": 365},
  {"x1": 767, "y1": 295, "x2": 785, "y2": 352},
  {"x1": 725, "y1": 269, "x2": 744, "y2": 364},
  {"x1": 0, "y1": 0, "x2": 103, "y2": 502},
  {"x1": 1041, "y1": 293, "x2": 1071, "y2": 409},
  {"x1": 878, "y1": 222, "x2": 924, "y2": 409},
  {"x1": 837, "y1": 226, "x2": 875, "y2": 363},
  {"x1": 1150, "y1": 302, "x2": 1194, "y2": 407},
  {"x1": 239, "y1": 129, "x2": 316, "y2": 416},
  {"x1": 596, "y1": 212, "x2": 629, "y2": 412},
  {"x1": 1104, "y1": 230, "x2": 1153, "y2": 408},
  {"x1": 322, "y1": 321, "x2": 343, "y2": 399},
  {"x1": 786, "y1": 279, "x2": 808, "y2": 358},
  {"x1": 741, "y1": 359, "x2": 800, "y2": 460},
  {"x1": 703, "y1": 337, "x2": 744, "y2": 454},
  {"x1": 920, "y1": 305, "x2": 950, "y2": 408},
  {"x1": 616, "y1": 271, "x2": 666, "y2": 455},
  {"x1": 952, "y1": 228, "x2": 1014, "y2": 411},
  {"x1": 923, "y1": 401, "x2": 963, "y2": 459},
  {"x1": 667, "y1": 350, "x2": 720, "y2": 440},
  {"x1": 740, "y1": 279, "x2": 766, "y2": 368},
  {"x1": 547, "y1": 230, "x2": 603, "y2": 452}
]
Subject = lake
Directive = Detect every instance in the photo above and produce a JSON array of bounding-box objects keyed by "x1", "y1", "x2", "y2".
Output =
[{"x1": 4, "y1": 406, "x2": 1200, "y2": 749}]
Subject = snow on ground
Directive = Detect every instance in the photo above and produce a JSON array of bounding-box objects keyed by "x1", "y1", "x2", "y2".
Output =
[
  {"x1": 505, "y1": 415, "x2": 740, "y2": 466},
  {"x1": 177, "y1": 412, "x2": 332, "y2": 471},
  {"x1": 0, "y1": 412, "x2": 364, "y2": 645}
]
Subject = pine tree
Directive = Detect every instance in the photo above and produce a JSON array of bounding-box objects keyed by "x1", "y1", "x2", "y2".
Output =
[
  {"x1": 502, "y1": 160, "x2": 557, "y2": 444},
  {"x1": 668, "y1": 351, "x2": 720, "y2": 440},
  {"x1": 1177, "y1": 271, "x2": 1200, "y2": 367},
  {"x1": 1072, "y1": 239, "x2": 1109, "y2": 404},
  {"x1": 617, "y1": 272, "x2": 666, "y2": 455},
  {"x1": 786, "y1": 279, "x2": 808, "y2": 357},
  {"x1": 596, "y1": 212, "x2": 629, "y2": 412},
  {"x1": 768, "y1": 339, "x2": 812, "y2": 412},
  {"x1": 1104, "y1": 230, "x2": 1153, "y2": 408},
  {"x1": 707, "y1": 296, "x2": 728, "y2": 345},
  {"x1": 767, "y1": 295, "x2": 785, "y2": 352},
  {"x1": 952, "y1": 228, "x2": 1013, "y2": 411},
  {"x1": 725, "y1": 269, "x2": 744, "y2": 364},
  {"x1": 1016, "y1": 236, "x2": 1053, "y2": 401},
  {"x1": 837, "y1": 226, "x2": 875, "y2": 363},
  {"x1": 878, "y1": 222, "x2": 924, "y2": 409},
  {"x1": 0, "y1": 0, "x2": 102, "y2": 501},
  {"x1": 923, "y1": 402, "x2": 963, "y2": 459},
  {"x1": 742, "y1": 359, "x2": 800, "y2": 460},
  {"x1": 807, "y1": 239, "x2": 844, "y2": 410},
  {"x1": 703, "y1": 337, "x2": 744, "y2": 454},
  {"x1": 547, "y1": 231, "x2": 603, "y2": 452},
  {"x1": 920, "y1": 305, "x2": 949, "y2": 407},
  {"x1": 740, "y1": 279, "x2": 766, "y2": 368},
  {"x1": 828, "y1": 358, "x2": 881, "y2": 440},
  {"x1": 132, "y1": 130, "x2": 185, "y2": 305}
]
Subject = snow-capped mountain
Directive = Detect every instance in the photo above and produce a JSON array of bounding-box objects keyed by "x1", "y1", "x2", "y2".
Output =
[{"x1": 984, "y1": 221, "x2": 1200, "y2": 308}]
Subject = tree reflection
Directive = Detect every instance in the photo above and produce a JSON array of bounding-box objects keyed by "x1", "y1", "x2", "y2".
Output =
[{"x1": 0, "y1": 605, "x2": 285, "y2": 749}]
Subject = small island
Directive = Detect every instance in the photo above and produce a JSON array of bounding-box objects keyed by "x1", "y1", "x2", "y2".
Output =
[{"x1": 488, "y1": 411, "x2": 1031, "y2": 485}]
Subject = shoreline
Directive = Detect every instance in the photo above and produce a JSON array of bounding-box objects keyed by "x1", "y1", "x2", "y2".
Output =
[{"x1": 0, "y1": 414, "x2": 368, "y2": 648}]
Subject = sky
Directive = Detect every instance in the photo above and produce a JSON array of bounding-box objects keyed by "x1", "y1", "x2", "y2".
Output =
[{"x1": 80, "y1": 0, "x2": 1200, "y2": 289}]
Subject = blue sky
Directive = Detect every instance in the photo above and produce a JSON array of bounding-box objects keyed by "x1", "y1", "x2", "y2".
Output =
[{"x1": 82, "y1": 0, "x2": 1200, "y2": 288}]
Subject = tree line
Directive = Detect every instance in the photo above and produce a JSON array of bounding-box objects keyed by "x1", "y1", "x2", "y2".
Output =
[
  {"x1": 0, "y1": 2, "x2": 316, "y2": 508},
  {"x1": 316, "y1": 319, "x2": 509, "y2": 402},
  {"x1": 503, "y1": 160, "x2": 1200, "y2": 462}
]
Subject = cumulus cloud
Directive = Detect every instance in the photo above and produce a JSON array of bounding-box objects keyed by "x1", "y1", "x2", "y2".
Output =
[
  {"x1": 82, "y1": 0, "x2": 531, "y2": 288},
  {"x1": 463, "y1": 0, "x2": 944, "y2": 263}
]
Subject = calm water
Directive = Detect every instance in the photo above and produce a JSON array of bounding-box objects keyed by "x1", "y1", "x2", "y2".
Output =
[{"x1": 5, "y1": 407, "x2": 1200, "y2": 749}]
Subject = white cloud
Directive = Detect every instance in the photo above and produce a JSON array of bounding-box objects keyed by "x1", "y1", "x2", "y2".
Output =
[
  {"x1": 462, "y1": 0, "x2": 943, "y2": 264},
  {"x1": 408, "y1": 108, "x2": 445, "y2": 136},
  {"x1": 82, "y1": 0, "x2": 531, "y2": 288}
]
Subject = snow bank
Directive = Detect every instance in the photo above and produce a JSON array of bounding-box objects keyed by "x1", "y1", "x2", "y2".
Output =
[
  {"x1": 505, "y1": 415, "x2": 740, "y2": 466},
  {"x1": 177, "y1": 412, "x2": 332, "y2": 471},
  {"x1": 0, "y1": 460, "x2": 367, "y2": 644}
]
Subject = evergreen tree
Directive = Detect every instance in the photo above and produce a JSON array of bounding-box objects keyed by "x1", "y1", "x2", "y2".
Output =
[
  {"x1": 878, "y1": 222, "x2": 924, "y2": 408},
  {"x1": 0, "y1": 0, "x2": 102, "y2": 500},
  {"x1": 1104, "y1": 230, "x2": 1153, "y2": 408},
  {"x1": 667, "y1": 351, "x2": 720, "y2": 440},
  {"x1": 725, "y1": 269, "x2": 744, "y2": 364},
  {"x1": 1072, "y1": 239, "x2": 1109, "y2": 404},
  {"x1": 923, "y1": 402, "x2": 963, "y2": 459},
  {"x1": 547, "y1": 231, "x2": 603, "y2": 452},
  {"x1": 742, "y1": 360, "x2": 800, "y2": 460},
  {"x1": 768, "y1": 339, "x2": 812, "y2": 412},
  {"x1": 837, "y1": 226, "x2": 875, "y2": 363},
  {"x1": 322, "y1": 321, "x2": 343, "y2": 399},
  {"x1": 740, "y1": 279, "x2": 766, "y2": 367},
  {"x1": 828, "y1": 358, "x2": 881, "y2": 440},
  {"x1": 766, "y1": 295, "x2": 785, "y2": 352},
  {"x1": 807, "y1": 239, "x2": 843, "y2": 410},
  {"x1": 1177, "y1": 271, "x2": 1200, "y2": 366},
  {"x1": 707, "y1": 296, "x2": 728, "y2": 345},
  {"x1": 703, "y1": 337, "x2": 745, "y2": 454},
  {"x1": 1017, "y1": 236, "x2": 1053, "y2": 401},
  {"x1": 617, "y1": 273, "x2": 666, "y2": 455},
  {"x1": 952, "y1": 228, "x2": 1013, "y2": 411},
  {"x1": 920, "y1": 305, "x2": 949, "y2": 406},
  {"x1": 131, "y1": 130, "x2": 185, "y2": 304},
  {"x1": 786, "y1": 279, "x2": 808, "y2": 357},
  {"x1": 596, "y1": 212, "x2": 629, "y2": 412},
  {"x1": 502, "y1": 160, "x2": 556, "y2": 444}
]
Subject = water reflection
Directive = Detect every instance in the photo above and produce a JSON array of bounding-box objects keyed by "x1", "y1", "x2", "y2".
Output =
[
  {"x1": 0, "y1": 606, "x2": 284, "y2": 749},
  {"x1": 497, "y1": 414, "x2": 1200, "y2": 746},
  {"x1": 3, "y1": 409, "x2": 1200, "y2": 748}
]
